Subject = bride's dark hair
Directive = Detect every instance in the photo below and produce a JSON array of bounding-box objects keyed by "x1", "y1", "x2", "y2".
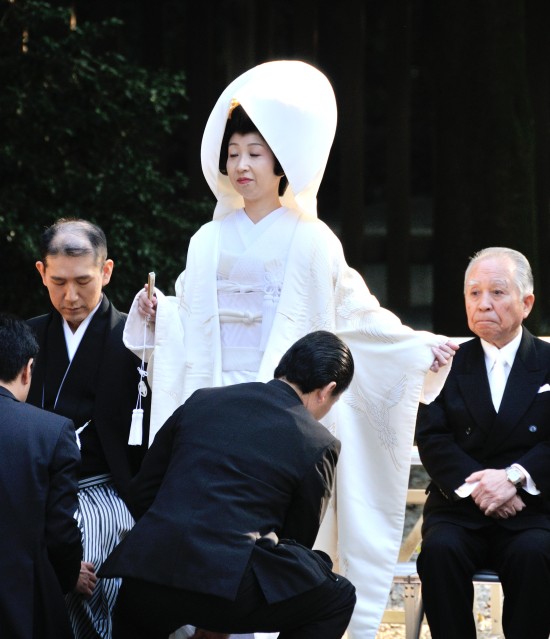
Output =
[{"x1": 219, "y1": 104, "x2": 288, "y2": 196}]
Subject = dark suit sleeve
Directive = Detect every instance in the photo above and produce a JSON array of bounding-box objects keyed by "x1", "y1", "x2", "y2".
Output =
[
  {"x1": 280, "y1": 440, "x2": 340, "y2": 548},
  {"x1": 416, "y1": 393, "x2": 484, "y2": 500},
  {"x1": 126, "y1": 409, "x2": 179, "y2": 519},
  {"x1": 45, "y1": 420, "x2": 83, "y2": 593}
]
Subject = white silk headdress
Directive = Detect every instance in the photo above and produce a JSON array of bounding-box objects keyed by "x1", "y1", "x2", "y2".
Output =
[{"x1": 201, "y1": 60, "x2": 338, "y2": 220}]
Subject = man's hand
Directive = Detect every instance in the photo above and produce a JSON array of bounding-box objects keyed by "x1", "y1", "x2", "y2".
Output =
[
  {"x1": 467, "y1": 469, "x2": 517, "y2": 516},
  {"x1": 190, "y1": 630, "x2": 230, "y2": 639},
  {"x1": 430, "y1": 340, "x2": 460, "y2": 373},
  {"x1": 490, "y1": 493, "x2": 526, "y2": 519},
  {"x1": 75, "y1": 561, "x2": 97, "y2": 597}
]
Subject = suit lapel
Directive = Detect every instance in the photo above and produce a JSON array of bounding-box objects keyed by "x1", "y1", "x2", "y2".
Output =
[
  {"x1": 41, "y1": 314, "x2": 70, "y2": 410},
  {"x1": 483, "y1": 329, "x2": 546, "y2": 454},
  {"x1": 56, "y1": 297, "x2": 110, "y2": 426},
  {"x1": 457, "y1": 339, "x2": 495, "y2": 434},
  {"x1": 493, "y1": 329, "x2": 547, "y2": 448}
]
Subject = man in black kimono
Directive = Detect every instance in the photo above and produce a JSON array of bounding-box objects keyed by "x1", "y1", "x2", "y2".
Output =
[{"x1": 27, "y1": 218, "x2": 150, "y2": 639}]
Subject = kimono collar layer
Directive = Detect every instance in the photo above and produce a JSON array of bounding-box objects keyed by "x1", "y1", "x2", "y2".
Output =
[{"x1": 201, "y1": 60, "x2": 337, "y2": 220}]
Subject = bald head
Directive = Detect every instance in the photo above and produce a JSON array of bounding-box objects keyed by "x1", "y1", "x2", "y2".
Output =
[{"x1": 40, "y1": 218, "x2": 108, "y2": 266}]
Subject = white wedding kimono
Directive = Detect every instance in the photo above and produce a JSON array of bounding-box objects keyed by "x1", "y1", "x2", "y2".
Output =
[
  {"x1": 124, "y1": 206, "x2": 449, "y2": 638},
  {"x1": 124, "y1": 60, "x2": 451, "y2": 638}
]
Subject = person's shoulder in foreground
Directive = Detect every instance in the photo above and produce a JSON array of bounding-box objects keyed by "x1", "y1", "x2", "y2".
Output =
[{"x1": 0, "y1": 312, "x2": 86, "y2": 639}]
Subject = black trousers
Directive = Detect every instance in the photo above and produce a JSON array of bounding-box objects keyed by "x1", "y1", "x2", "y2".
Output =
[
  {"x1": 417, "y1": 522, "x2": 550, "y2": 639},
  {"x1": 112, "y1": 561, "x2": 355, "y2": 639}
]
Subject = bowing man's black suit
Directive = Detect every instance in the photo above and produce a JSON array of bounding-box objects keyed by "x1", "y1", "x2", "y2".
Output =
[
  {"x1": 0, "y1": 385, "x2": 82, "y2": 639},
  {"x1": 100, "y1": 379, "x2": 356, "y2": 639},
  {"x1": 416, "y1": 328, "x2": 550, "y2": 639}
]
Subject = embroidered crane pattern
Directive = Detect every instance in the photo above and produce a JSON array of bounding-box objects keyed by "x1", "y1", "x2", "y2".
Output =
[{"x1": 345, "y1": 375, "x2": 408, "y2": 470}]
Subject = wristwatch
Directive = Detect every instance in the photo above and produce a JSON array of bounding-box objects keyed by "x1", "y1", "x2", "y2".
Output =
[{"x1": 505, "y1": 466, "x2": 524, "y2": 488}]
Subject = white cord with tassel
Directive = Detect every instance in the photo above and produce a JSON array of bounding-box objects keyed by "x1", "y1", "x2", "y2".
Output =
[
  {"x1": 128, "y1": 317, "x2": 148, "y2": 445},
  {"x1": 128, "y1": 273, "x2": 154, "y2": 446}
]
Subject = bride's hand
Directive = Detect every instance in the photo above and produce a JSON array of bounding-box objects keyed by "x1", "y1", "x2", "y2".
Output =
[{"x1": 137, "y1": 286, "x2": 157, "y2": 321}]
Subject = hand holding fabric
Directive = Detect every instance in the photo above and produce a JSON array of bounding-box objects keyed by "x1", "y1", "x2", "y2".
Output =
[{"x1": 430, "y1": 340, "x2": 460, "y2": 373}]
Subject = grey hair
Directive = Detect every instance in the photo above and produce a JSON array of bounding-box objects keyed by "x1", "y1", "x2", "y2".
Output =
[{"x1": 464, "y1": 247, "x2": 534, "y2": 298}]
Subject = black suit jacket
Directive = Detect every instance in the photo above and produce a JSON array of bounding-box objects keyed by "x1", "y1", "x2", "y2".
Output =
[
  {"x1": 100, "y1": 379, "x2": 340, "y2": 604},
  {"x1": 0, "y1": 385, "x2": 82, "y2": 639},
  {"x1": 27, "y1": 295, "x2": 149, "y2": 508},
  {"x1": 416, "y1": 327, "x2": 550, "y2": 532}
]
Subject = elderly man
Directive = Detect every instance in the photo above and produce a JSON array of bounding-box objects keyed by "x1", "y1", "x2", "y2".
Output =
[{"x1": 416, "y1": 247, "x2": 550, "y2": 639}]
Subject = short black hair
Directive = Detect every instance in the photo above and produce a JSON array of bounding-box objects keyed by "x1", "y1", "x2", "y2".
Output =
[
  {"x1": 0, "y1": 314, "x2": 39, "y2": 383},
  {"x1": 274, "y1": 330, "x2": 354, "y2": 396},
  {"x1": 218, "y1": 104, "x2": 288, "y2": 196},
  {"x1": 40, "y1": 218, "x2": 108, "y2": 264}
]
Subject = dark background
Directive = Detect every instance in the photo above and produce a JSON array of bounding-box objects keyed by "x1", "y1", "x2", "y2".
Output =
[{"x1": 2, "y1": 0, "x2": 549, "y2": 336}]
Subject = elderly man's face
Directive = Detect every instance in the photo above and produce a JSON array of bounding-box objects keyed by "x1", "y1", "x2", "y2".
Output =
[{"x1": 464, "y1": 256, "x2": 534, "y2": 348}]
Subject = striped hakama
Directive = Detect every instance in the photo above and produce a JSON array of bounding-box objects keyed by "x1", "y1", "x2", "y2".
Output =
[{"x1": 66, "y1": 474, "x2": 134, "y2": 639}]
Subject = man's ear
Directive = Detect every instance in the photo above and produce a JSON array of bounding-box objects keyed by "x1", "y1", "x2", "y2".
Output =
[
  {"x1": 20, "y1": 358, "x2": 33, "y2": 387},
  {"x1": 319, "y1": 381, "x2": 337, "y2": 403},
  {"x1": 36, "y1": 261, "x2": 47, "y2": 284},
  {"x1": 101, "y1": 259, "x2": 114, "y2": 287},
  {"x1": 523, "y1": 293, "x2": 535, "y2": 319}
]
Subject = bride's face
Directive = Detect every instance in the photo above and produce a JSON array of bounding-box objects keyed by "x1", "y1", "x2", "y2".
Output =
[{"x1": 226, "y1": 132, "x2": 282, "y2": 204}]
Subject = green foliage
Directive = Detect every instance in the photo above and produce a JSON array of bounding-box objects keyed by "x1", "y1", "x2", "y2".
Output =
[{"x1": 0, "y1": 0, "x2": 210, "y2": 318}]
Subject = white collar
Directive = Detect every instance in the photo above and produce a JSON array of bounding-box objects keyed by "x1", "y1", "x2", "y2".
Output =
[
  {"x1": 62, "y1": 297, "x2": 102, "y2": 361},
  {"x1": 481, "y1": 330, "x2": 522, "y2": 371}
]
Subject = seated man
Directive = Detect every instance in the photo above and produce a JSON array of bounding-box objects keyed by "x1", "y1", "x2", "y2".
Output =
[
  {"x1": 416, "y1": 247, "x2": 550, "y2": 639},
  {"x1": 100, "y1": 330, "x2": 356, "y2": 639}
]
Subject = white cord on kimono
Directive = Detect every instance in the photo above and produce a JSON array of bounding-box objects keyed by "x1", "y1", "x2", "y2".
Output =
[{"x1": 128, "y1": 318, "x2": 149, "y2": 445}]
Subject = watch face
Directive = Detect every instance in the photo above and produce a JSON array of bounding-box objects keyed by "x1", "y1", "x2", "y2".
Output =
[{"x1": 507, "y1": 467, "x2": 522, "y2": 484}]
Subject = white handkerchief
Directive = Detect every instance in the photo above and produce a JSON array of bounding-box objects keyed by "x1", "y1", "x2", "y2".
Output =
[
  {"x1": 538, "y1": 383, "x2": 550, "y2": 393},
  {"x1": 455, "y1": 480, "x2": 479, "y2": 499}
]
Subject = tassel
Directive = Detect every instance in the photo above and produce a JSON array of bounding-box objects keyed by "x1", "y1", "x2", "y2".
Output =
[
  {"x1": 128, "y1": 408, "x2": 143, "y2": 446},
  {"x1": 129, "y1": 314, "x2": 149, "y2": 446}
]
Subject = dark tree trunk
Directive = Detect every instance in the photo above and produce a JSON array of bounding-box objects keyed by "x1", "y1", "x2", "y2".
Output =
[
  {"x1": 526, "y1": 0, "x2": 550, "y2": 326},
  {"x1": 182, "y1": 0, "x2": 221, "y2": 203},
  {"x1": 386, "y1": 0, "x2": 412, "y2": 311},
  {"x1": 430, "y1": 0, "x2": 537, "y2": 335},
  {"x1": 331, "y1": 0, "x2": 366, "y2": 269}
]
